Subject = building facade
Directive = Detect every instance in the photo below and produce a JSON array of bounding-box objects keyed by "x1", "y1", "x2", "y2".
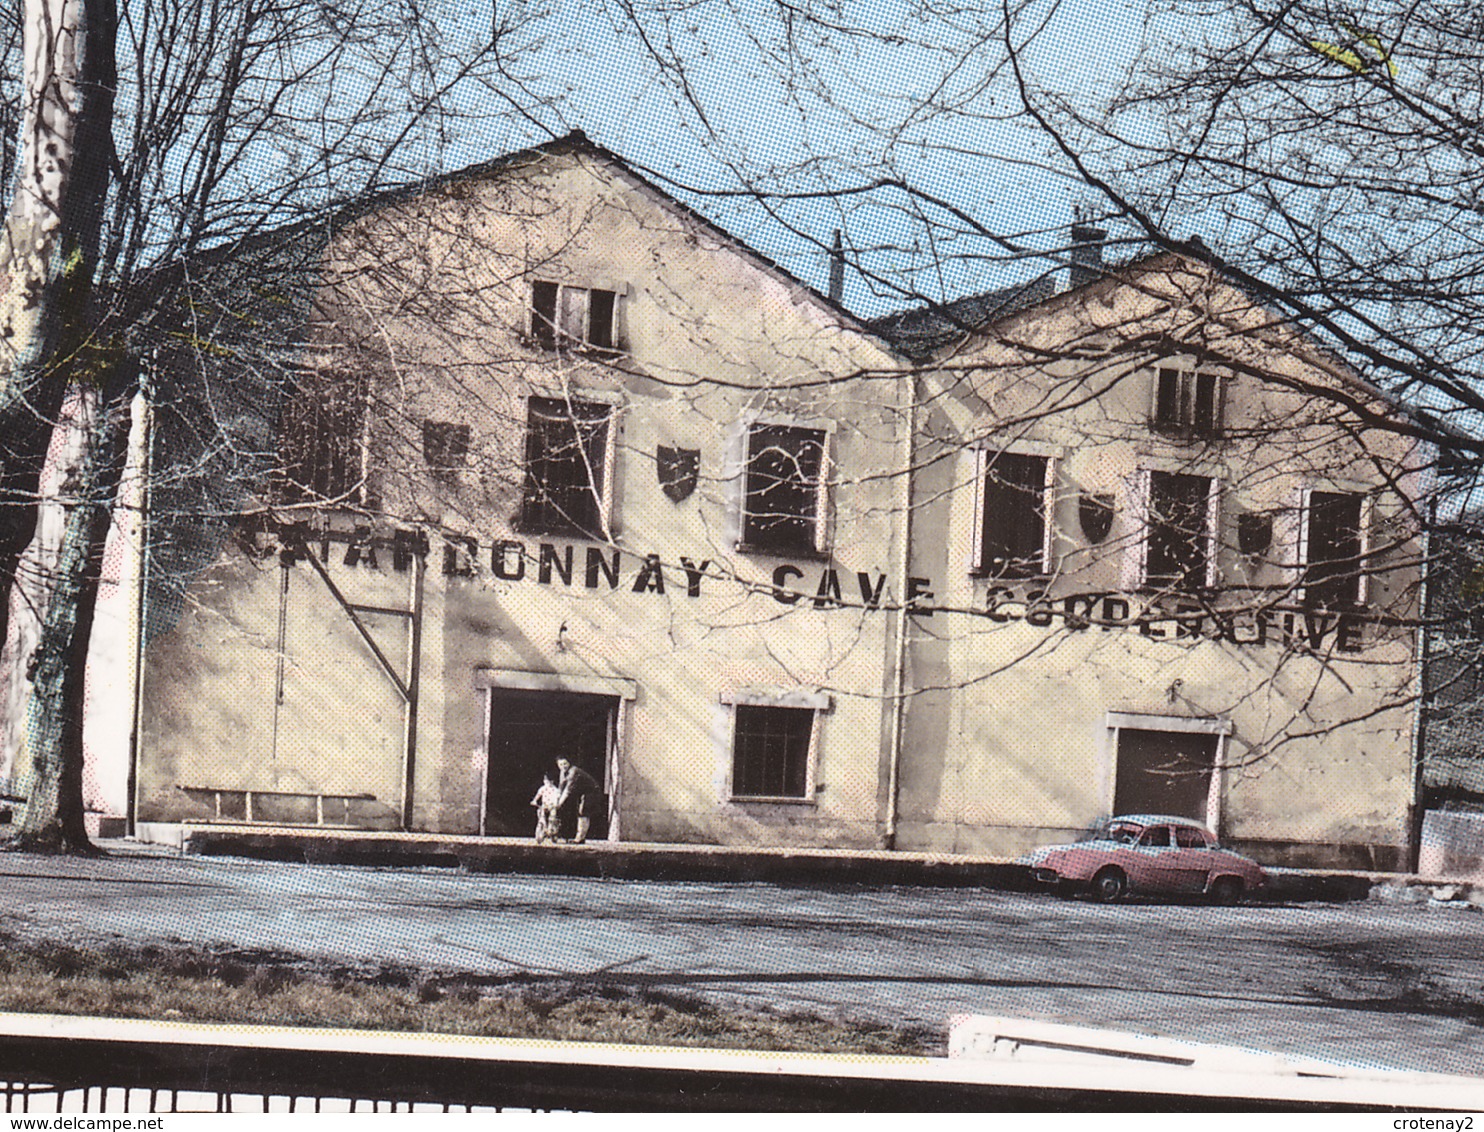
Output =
[
  {"x1": 132, "y1": 134, "x2": 908, "y2": 849},
  {"x1": 116, "y1": 134, "x2": 1424, "y2": 867},
  {"x1": 887, "y1": 256, "x2": 1425, "y2": 868}
]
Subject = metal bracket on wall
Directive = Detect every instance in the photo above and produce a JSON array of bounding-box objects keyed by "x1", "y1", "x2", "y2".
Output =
[{"x1": 293, "y1": 539, "x2": 412, "y2": 703}]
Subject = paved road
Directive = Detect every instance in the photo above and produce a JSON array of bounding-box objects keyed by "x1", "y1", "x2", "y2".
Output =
[{"x1": 3, "y1": 849, "x2": 1483, "y2": 1077}]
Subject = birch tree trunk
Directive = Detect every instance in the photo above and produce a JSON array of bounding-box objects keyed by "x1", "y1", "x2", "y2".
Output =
[{"x1": 0, "y1": 0, "x2": 117, "y2": 851}]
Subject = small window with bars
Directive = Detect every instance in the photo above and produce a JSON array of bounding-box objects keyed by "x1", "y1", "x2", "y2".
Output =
[
  {"x1": 1152, "y1": 365, "x2": 1223, "y2": 437},
  {"x1": 530, "y1": 281, "x2": 620, "y2": 352},
  {"x1": 731, "y1": 704, "x2": 815, "y2": 800}
]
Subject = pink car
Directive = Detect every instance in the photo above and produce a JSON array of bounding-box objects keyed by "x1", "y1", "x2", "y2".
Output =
[{"x1": 1021, "y1": 814, "x2": 1268, "y2": 903}]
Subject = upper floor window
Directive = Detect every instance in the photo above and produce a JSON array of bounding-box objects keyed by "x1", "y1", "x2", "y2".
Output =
[
  {"x1": 973, "y1": 450, "x2": 1051, "y2": 579},
  {"x1": 1304, "y1": 490, "x2": 1367, "y2": 609},
  {"x1": 1152, "y1": 365, "x2": 1222, "y2": 438},
  {"x1": 531, "y1": 281, "x2": 619, "y2": 352},
  {"x1": 740, "y1": 424, "x2": 827, "y2": 556},
  {"x1": 280, "y1": 370, "x2": 367, "y2": 505},
  {"x1": 1146, "y1": 470, "x2": 1216, "y2": 593},
  {"x1": 520, "y1": 396, "x2": 612, "y2": 539}
]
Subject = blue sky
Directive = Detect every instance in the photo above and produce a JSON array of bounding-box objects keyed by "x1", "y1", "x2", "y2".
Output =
[{"x1": 375, "y1": 0, "x2": 1156, "y2": 317}]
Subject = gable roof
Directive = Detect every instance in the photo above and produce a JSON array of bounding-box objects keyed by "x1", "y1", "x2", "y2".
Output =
[
  {"x1": 866, "y1": 276, "x2": 1058, "y2": 361},
  {"x1": 872, "y1": 242, "x2": 1448, "y2": 439},
  {"x1": 159, "y1": 130, "x2": 899, "y2": 354},
  {"x1": 329, "y1": 130, "x2": 893, "y2": 347}
]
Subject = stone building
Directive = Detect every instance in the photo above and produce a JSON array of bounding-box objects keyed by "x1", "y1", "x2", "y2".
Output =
[
  {"x1": 105, "y1": 133, "x2": 1425, "y2": 867},
  {"x1": 131, "y1": 132, "x2": 908, "y2": 848},
  {"x1": 876, "y1": 248, "x2": 1425, "y2": 868}
]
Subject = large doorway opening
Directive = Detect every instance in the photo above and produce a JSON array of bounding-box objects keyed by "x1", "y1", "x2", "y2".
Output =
[
  {"x1": 484, "y1": 689, "x2": 615, "y2": 839},
  {"x1": 1113, "y1": 727, "x2": 1219, "y2": 821}
]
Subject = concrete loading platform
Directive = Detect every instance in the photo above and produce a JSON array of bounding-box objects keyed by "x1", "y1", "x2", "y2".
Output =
[{"x1": 125, "y1": 822, "x2": 1400, "y2": 902}]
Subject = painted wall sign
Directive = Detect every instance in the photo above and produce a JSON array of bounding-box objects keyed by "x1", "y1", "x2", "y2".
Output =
[
  {"x1": 981, "y1": 584, "x2": 1365, "y2": 653},
  {"x1": 267, "y1": 522, "x2": 1367, "y2": 652}
]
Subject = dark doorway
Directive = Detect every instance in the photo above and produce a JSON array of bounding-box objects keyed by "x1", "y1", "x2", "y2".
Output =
[
  {"x1": 485, "y1": 689, "x2": 614, "y2": 839},
  {"x1": 1113, "y1": 728, "x2": 1218, "y2": 820}
]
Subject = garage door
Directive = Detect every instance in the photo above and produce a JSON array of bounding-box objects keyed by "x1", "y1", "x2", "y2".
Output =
[{"x1": 1113, "y1": 728, "x2": 1217, "y2": 820}]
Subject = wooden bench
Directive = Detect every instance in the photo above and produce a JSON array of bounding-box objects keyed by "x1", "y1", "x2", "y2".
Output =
[{"x1": 177, "y1": 786, "x2": 379, "y2": 828}]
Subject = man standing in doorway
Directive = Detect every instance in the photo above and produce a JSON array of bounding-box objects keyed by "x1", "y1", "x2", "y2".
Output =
[{"x1": 555, "y1": 758, "x2": 600, "y2": 844}]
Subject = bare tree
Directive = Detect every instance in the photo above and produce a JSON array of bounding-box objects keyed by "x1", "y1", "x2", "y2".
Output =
[
  {"x1": 3, "y1": 0, "x2": 1462, "y2": 860},
  {"x1": 994, "y1": 0, "x2": 1484, "y2": 832},
  {"x1": 0, "y1": 0, "x2": 550, "y2": 850},
  {"x1": 0, "y1": 0, "x2": 119, "y2": 852},
  {"x1": 414, "y1": 1, "x2": 1456, "y2": 859},
  {"x1": 996, "y1": 0, "x2": 1483, "y2": 449}
]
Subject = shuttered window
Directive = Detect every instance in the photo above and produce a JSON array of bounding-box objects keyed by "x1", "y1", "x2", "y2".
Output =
[
  {"x1": 530, "y1": 281, "x2": 620, "y2": 352},
  {"x1": 1146, "y1": 471, "x2": 1214, "y2": 593},
  {"x1": 1305, "y1": 491, "x2": 1365, "y2": 609},
  {"x1": 1152, "y1": 366, "x2": 1223, "y2": 437},
  {"x1": 976, "y1": 451, "x2": 1050, "y2": 578},
  {"x1": 280, "y1": 370, "x2": 367, "y2": 504},
  {"x1": 741, "y1": 425, "x2": 826, "y2": 556},
  {"x1": 520, "y1": 396, "x2": 611, "y2": 538}
]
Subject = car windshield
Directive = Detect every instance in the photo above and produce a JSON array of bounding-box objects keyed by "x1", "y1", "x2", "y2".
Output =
[{"x1": 1098, "y1": 821, "x2": 1142, "y2": 844}]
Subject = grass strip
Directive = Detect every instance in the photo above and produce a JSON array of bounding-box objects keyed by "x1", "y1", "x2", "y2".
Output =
[{"x1": 0, "y1": 933, "x2": 939, "y2": 1056}]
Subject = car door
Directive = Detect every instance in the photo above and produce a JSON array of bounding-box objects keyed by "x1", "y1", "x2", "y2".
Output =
[
  {"x1": 1171, "y1": 824, "x2": 1216, "y2": 892},
  {"x1": 1134, "y1": 824, "x2": 1209, "y2": 894},
  {"x1": 1126, "y1": 824, "x2": 1173, "y2": 891}
]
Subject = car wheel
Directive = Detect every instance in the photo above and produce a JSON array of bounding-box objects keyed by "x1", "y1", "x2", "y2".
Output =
[
  {"x1": 1209, "y1": 876, "x2": 1244, "y2": 905},
  {"x1": 1090, "y1": 867, "x2": 1127, "y2": 902}
]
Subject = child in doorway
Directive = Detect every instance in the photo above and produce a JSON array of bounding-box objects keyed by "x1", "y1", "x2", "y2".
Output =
[{"x1": 530, "y1": 774, "x2": 561, "y2": 843}]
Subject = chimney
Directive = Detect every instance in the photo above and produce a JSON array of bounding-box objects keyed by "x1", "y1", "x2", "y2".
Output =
[
  {"x1": 1069, "y1": 224, "x2": 1107, "y2": 290},
  {"x1": 828, "y1": 229, "x2": 845, "y2": 303}
]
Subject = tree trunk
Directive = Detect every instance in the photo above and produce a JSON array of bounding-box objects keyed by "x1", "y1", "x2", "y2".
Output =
[
  {"x1": 6, "y1": 383, "x2": 129, "y2": 851},
  {"x1": 0, "y1": 0, "x2": 118, "y2": 851}
]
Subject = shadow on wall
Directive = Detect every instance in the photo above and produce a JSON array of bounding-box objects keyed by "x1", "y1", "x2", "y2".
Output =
[{"x1": 144, "y1": 236, "x2": 326, "y2": 644}]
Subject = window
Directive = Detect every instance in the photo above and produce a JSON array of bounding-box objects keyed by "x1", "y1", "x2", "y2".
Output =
[
  {"x1": 280, "y1": 370, "x2": 367, "y2": 504},
  {"x1": 1137, "y1": 826, "x2": 1172, "y2": 848},
  {"x1": 1152, "y1": 365, "x2": 1222, "y2": 437},
  {"x1": 422, "y1": 420, "x2": 471, "y2": 470},
  {"x1": 740, "y1": 424, "x2": 827, "y2": 556},
  {"x1": 974, "y1": 451, "x2": 1050, "y2": 578},
  {"x1": 530, "y1": 281, "x2": 619, "y2": 352},
  {"x1": 1174, "y1": 825, "x2": 1212, "y2": 850},
  {"x1": 731, "y1": 704, "x2": 814, "y2": 799},
  {"x1": 1146, "y1": 471, "x2": 1215, "y2": 593},
  {"x1": 520, "y1": 396, "x2": 612, "y2": 538},
  {"x1": 1304, "y1": 490, "x2": 1366, "y2": 609}
]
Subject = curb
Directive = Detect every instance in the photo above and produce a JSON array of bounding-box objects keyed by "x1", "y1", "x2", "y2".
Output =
[{"x1": 128, "y1": 825, "x2": 1456, "y2": 902}]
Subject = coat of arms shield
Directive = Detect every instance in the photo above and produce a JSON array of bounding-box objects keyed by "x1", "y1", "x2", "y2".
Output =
[
  {"x1": 1078, "y1": 492, "x2": 1116, "y2": 544},
  {"x1": 1237, "y1": 511, "x2": 1274, "y2": 557},
  {"x1": 657, "y1": 445, "x2": 700, "y2": 503}
]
